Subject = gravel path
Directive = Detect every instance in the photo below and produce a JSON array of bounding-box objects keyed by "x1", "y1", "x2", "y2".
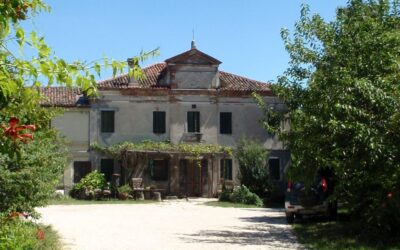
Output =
[{"x1": 37, "y1": 199, "x2": 302, "y2": 250}]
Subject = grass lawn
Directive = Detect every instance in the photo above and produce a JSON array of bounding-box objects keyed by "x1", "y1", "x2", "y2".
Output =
[
  {"x1": 49, "y1": 196, "x2": 156, "y2": 205},
  {"x1": 204, "y1": 201, "x2": 262, "y2": 208},
  {"x1": 293, "y1": 214, "x2": 400, "y2": 250}
]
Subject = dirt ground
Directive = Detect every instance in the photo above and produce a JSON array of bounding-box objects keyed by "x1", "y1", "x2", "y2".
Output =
[{"x1": 37, "y1": 198, "x2": 302, "y2": 250}]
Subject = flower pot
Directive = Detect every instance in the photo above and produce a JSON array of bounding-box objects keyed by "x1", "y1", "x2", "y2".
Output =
[{"x1": 118, "y1": 192, "x2": 129, "y2": 200}]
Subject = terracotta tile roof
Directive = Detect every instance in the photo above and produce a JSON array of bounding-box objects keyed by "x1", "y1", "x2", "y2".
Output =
[
  {"x1": 97, "y1": 62, "x2": 271, "y2": 93},
  {"x1": 138, "y1": 63, "x2": 167, "y2": 88},
  {"x1": 39, "y1": 87, "x2": 88, "y2": 107},
  {"x1": 218, "y1": 71, "x2": 271, "y2": 91},
  {"x1": 40, "y1": 61, "x2": 272, "y2": 106},
  {"x1": 96, "y1": 74, "x2": 130, "y2": 89},
  {"x1": 97, "y1": 63, "x2": 167, "y2": 89}
]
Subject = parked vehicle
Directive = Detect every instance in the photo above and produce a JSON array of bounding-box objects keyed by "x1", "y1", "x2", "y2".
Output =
[{"x1": 285, "y1": 173, "x2": 337, "y2": 224}]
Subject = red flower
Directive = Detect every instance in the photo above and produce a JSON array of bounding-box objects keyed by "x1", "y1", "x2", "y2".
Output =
[
  {"x1": 387, "y1": 192, "x2": 392, "y2": 199},
  {"x1": 1, "y1": 117, "x2": 36, "y2": 143},
  {"x1": 8, "y1": 211, "x2": 28, "y2": 219},
  {"x1": 36, "y1": 229, "x2": 45, "y2": 240},
  {"x1": 8, "y1": 211, "x2": 20, "y2": 219}
]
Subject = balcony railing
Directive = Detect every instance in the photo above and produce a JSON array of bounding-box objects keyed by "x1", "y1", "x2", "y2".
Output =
[{"x1": 181, "y1": 132, "x2": 203, "y2": 143}]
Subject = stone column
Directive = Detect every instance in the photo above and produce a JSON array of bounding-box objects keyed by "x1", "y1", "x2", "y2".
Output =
[
  {"x1": 169, "y1": 154, "x2": 180, "y2": 195},
  {"x1": 211, "y1": 156, "x2": 219, "y2": 197}
]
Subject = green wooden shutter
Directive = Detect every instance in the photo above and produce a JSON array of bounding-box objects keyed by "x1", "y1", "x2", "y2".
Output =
[
  {"x1": 153, "y1": 111, "x2": 166, "y2": 133},
  {"x1": 187, "y1": 112, "x2": 194, "y2": 132},
  {"x1": 187, "y1": 111, "x2": 200, "y2": 132},
  {"x1": 220, "y1": 112, "x2": 232, "y2": 134},
  {"x1": 227, "y1": 159, "x2": 233, "y2": 180},
  {"x1": 269, "y1": 158, "x2": 280, "y2": 180},
  {"x1": 101, "y1": 111, "x2": 115, "y2": 133},
  {"x1": 100, "y1": 159, "x2": 114, "y2": 182},
  {"x1": 194, "y1": 112, "x2": 200, "y2": 132},
  {"x1": 220, "y1": 159, "x2": 224, "y2": 178},
  {"x1": 221, "y1": 159, "x2": 233, "y2": 180}
]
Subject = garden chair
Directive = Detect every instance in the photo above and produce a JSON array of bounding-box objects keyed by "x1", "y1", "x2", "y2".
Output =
[{"x1": 131, "y1": 178, "x2": 144, "y2": 200}]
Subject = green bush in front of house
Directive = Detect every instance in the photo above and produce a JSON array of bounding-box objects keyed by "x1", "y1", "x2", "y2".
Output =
[
  {"x1": 219, "y1": 185, "x2": 263, "y2": 207},
  {"x1": 70, "y1": 171, "x2": 108, "y2": 199},
  {"x1": 235, "y1": 138, "x2": 271, "y2": 197},
  {"x1": 0, "y1": 213, "x2": 62, "y2": 250},
  {"x1": 219, "y1": 186, "x2": 232, "y2": 202},
  {"x1": 0, "y1": 129, "x2": 67, "y2": 217}
]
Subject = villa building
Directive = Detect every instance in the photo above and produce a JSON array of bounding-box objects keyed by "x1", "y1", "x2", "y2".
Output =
[{"x1": 42, "y1": 43, "x2": 290, "y2": 197}]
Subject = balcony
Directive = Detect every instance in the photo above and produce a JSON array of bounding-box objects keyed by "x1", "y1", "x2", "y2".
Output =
[{"x1": 181, "y1": 133, "x2": 203, "y2": 143}]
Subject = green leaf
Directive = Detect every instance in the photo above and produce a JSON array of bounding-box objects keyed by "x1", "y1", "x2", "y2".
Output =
[
  {"x1": 16, "y1": 27, "x2": 24, "y2": 47},
  {"x1": 94, "y1": 63, "x2": 101, "y2": 77}
]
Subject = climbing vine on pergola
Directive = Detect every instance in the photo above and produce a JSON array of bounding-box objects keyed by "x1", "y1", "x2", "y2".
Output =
[{"x1": 91, "y1": 140, "x2": 233, "y2": 161}]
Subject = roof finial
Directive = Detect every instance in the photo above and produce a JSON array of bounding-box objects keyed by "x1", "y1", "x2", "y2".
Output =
[{"x1": 191, "y1": 28, "x2": 196, "y2": 49}]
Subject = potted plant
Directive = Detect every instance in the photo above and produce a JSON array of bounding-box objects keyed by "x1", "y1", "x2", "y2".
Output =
[{"x1": 117, "y1": 185, "x2": 131, "y2": 200}]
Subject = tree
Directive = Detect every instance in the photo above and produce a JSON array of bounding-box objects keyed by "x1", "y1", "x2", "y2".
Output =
[
  {"x1": 0, "y1": 0, "x2": 157, "y2": 216},
  {"x1": 235, "y1": 138, "x2": 270, "y2": 197},
  {"x1": 256, "y1": 0, "x2": 400, "y2": 234}
]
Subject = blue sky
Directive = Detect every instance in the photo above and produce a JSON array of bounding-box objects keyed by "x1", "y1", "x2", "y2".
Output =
[{"x1": 24, "y1": 0, "x2": 347, "y2": 83}]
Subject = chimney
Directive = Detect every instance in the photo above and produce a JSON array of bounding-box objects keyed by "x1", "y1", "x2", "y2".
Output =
[
  {"x1": 127, "y1": 58, "x2": 139, "y2": 87},
  {"x1": 191, "y1": 40, "x2": 197, "y2": 50}
]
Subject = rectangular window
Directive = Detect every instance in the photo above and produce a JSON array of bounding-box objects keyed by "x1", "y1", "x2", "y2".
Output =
[
  {"x1": 101, "y1": 111, "x2": 115, "y2": 133},
  {"x1": 149, "y1": 159, "x2": 168, "y2": 181},
  {"x1": 187, "y1": 111, "x2": 200, "y2": 133},
  {"x1": 220, "y1": 112, "x2": 232, "y2": 134},
  {"x1": 100, "y1": 159, "x2": 114, "y2": 182},
  {"x1": 220, "y1": 159, "x2": 233, "y2": 180},
  {"x1": 73, "y1": 161, "x2": 91, "y2": 183},
  {"x1": 153, "y1": 111, "x2": 166, "y2": 134},
  {"x1": 269, "y1": 158, "x2": 280, "y2": 180}
]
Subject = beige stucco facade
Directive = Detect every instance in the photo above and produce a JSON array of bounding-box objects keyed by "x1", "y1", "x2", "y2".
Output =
[
  {"x1": 51, "y1": 45, "x2": 290, "y2": 197},
  {"x1": 88, "y1": 92, "x2": 289, "y2": 196},
  {"x1": 52, "y1": 108, "x2": 90, "y2": 192}
]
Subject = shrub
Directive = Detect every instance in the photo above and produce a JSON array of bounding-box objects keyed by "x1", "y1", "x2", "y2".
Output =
[
  {"x1": 235, "y1": 138, "x2": 271, "y2": 197},
  {"x1": 0, "y1": 130, "x2": 67, "y2": 216},
  {"x1": 228, "y1": 185, "x2": 263, "y2": 207},
  {"x1": 0, "y1": 214, "x2": 61, "y2": 250},
  {"x1": 219, "y1": 186, "x2": 232, "y2": 202},
  {"x1": 244, "y1": 192, "x2": 263, "y2": 207},
  {"x1": 117, "y1": 184, "x2": 131, "y2": 194},
  {"x1": 70, "y1": 171, "x2": 107, "y2": 199}
]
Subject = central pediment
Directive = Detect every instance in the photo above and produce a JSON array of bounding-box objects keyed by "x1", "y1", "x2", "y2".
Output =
[
  {"x1": 160, "y1": 43, "x2": 222, "y2": 89},
  {"x1": 165, "y1": 48, "x2": 222, "y2": 66}
]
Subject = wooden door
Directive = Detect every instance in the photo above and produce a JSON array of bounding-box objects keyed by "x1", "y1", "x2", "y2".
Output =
[{"x1": 179, "y1": 159, "x2": 204, "y2": 197}]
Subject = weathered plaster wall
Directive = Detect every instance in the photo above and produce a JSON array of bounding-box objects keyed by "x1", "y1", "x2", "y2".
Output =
[
  {"x1": 52, "y1": 109, "x2": 90, "y2": 146},
  {"x1": 172, "y1": 65, "x2": 219, "y2": 89},
  {"x1": 51, "y1": 109, "x2": 90, "y2": 192},
  {"x1": 51, "y1": 91, "x2": 290, "y2": 196},
  {"x1": 89, "y1": 91, "x2": 289, "y2": 195}
]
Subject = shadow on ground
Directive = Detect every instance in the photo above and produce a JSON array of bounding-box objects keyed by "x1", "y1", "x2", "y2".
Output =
[{"x1": 179, "y1": 214, "x2": 302, "y2": 249}]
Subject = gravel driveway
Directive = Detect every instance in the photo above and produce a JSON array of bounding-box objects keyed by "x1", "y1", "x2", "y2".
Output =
[{"x1": 37, "y1": 199, "x2": 302, "y2": 250}]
